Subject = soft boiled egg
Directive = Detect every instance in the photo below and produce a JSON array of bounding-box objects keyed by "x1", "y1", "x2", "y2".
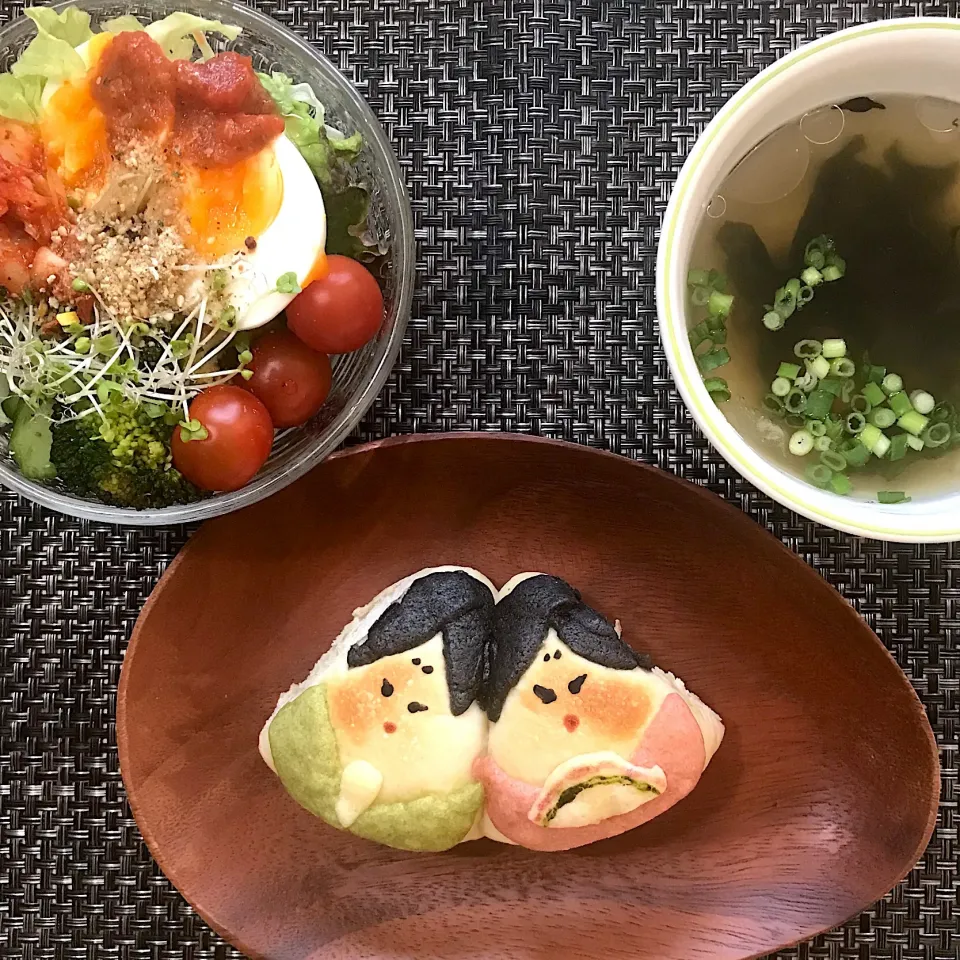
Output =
[
  {"x1": 39, "y1": 33, "x2": 114, "y2": 190},
  {"x1": 38, "y1": 30, "x2": 327, "y2": 331},
  {"x1": 215, "y1": 133, "x2": 326, "y2": 331}
]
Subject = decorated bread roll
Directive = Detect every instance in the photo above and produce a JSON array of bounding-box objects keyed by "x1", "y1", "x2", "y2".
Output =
[
  {"x1": 477, "y1": 573, "x2": 723, "y2": 851},
  {"x1": 260, "y1": 567, "x2": 495, "y2": 852}
]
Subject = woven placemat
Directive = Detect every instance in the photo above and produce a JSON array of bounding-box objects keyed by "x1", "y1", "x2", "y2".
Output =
[{"x1": 1, "y1": 0, "x2": 957, "y2": 957}]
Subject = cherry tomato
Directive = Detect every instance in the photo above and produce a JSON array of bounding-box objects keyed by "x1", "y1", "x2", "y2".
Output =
[
  {"x1": 172, "y1": 385, "x2": 274, "y2": 492},
  {"x1": 246, "y1": 330, "x2": 332, "y2": 428},
  {"x1": 285, "y1": 254, "x2": 383, "y2": 354}
]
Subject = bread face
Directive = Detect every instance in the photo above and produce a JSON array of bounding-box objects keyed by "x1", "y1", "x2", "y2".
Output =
[{"x1": 262, "y1": 568, "x2": 724, "y2": 853}]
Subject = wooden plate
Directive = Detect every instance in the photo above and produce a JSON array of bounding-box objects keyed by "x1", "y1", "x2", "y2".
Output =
[{"x1": 117, "y1": 434, "x2": 939, "y2": 960}]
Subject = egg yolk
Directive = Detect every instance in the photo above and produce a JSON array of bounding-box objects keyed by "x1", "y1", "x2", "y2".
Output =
[
  {"x1": 40, "y1": 33, "x2": 114, "y2": 190},
  {"x1": 179, "y1": 147, "x2": 283, "y2": 257}
]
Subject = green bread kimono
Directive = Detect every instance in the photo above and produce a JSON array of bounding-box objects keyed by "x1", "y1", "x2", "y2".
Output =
[
  {"x1": 260, "y1": 568, "x2": 494, "y2": 852},
  {"x1": 268, "y1": 682, "x2": 484, "y2": 852}
]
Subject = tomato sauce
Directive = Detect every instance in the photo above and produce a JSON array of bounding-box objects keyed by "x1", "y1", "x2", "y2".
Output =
[{"x1": 90, "y1": 32, "x2": 283, "y2": 168}]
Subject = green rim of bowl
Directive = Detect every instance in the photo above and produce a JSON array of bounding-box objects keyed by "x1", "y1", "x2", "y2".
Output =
[{"x1": 659, "y1": 18, "x2": 960, "y2": 540}]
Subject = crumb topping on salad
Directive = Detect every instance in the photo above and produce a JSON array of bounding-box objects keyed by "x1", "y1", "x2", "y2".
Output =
[{"x1": 0, "y1": 5, "x2": 387, "y2": 509}]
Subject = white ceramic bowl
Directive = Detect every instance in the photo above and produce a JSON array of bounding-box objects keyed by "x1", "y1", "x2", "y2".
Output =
[{"x1": 657, "y1": 18, "x2": 960, "y2": 542}]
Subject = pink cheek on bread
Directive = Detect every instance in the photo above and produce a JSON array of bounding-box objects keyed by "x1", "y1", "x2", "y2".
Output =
[
  {"x1": 477, "y1": 692, "x2": 708, "y2": 852},
  {"x1": 383, "y1": 722, "x2": 396, "y2": 734},
  {"x1": 563, "y1": 714, "x2": 580, "y2": 732}
]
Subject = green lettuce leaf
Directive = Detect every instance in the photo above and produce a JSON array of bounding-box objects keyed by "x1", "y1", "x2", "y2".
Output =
[
  {"x1": 99, "y1": 15, "x2": 146, "y2": 34},
  {"x1": 144, "y1": 12, "x2": 241, "y2": 60},
  {"x1": 10, "y1": 29, "x2": 85, "y2": 84},
  {"x1": 0, "y1": 73, "x2": 44, "y2": 123},
  {"x1": 24, "y1": 6, "x2": 93, "y2": 47},
  {"x1": 258, "y1": 71, "x2": 363, "y2": 186}
]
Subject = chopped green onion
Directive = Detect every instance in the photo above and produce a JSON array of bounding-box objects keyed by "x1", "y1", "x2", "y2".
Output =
[
  {"x1": 824, "y1": 416, "x2": 844, "y2": 440},
  {"x1": 806, "y1": 355, "x2": 831, "y2": 380},
  {"x1": 778, "y1": 362, "x2": 801, "y2": 379},
  {"x1": 689, "y1": 321, "x2": 710, "y2": 348},
  {"x1": 703, "y1": 377, "x2": 731, "y2": 402},
  {"x1": 820, "y1": 451, "x2": 846, "y2": 472},
  {"x1": 845, "y1": 411, "x2": 866, "y2": 435},
  {"x1": 907, "y1": 435, "x2": 925, "y2": 452},
  {"x1": 804, "y1": 388, "x2": 834, "y2": 420},
  {"x1": 877, "y1": 491, "x2": 910, "y2": 504},
  {"x1": 819, "y1": 378, "x2": 843, "y2": 396},
  {"x1": 794, "y1": 339, "x2": 822, "y2": 359},
  {"x1": 829, "y1": 472, "x2": 852, "y2": 496},
  {"x1": 800, "y1": 266, "x2": 823, "y2": 286},
  {"x1": 691, "y1": 285, "x2": 711, "y2": 307},
  {"x1": 861, "y1": 381, "x2": 886, "y2": 407},
  {"x1": 888, "y1": 433, "x2": 910, "y2": 461},
  {"x1": 708, "y1": 290, "x2": 734, "y2": 319},
  {"x1": 806, "y1": 419, "x2": 827, "y2": 437},
  {"x1": 882, "y1": 373, "x2": 903, "y2": 395},
  {"x1": 784, "y1": 413, "x2": 806, "y2": 428},
  {"x1": 897, "y1": 410, "x2": 929, "y2": 436},
  {"x1": 829, "y1": 358, "x2": 855, "y2": 378},
  {"x1": 797, "y1": 285, "x2": 814, "y2": 306},
  {"x1": 708, "y1": 270, "x2": 727, "y2": 291},
  {"x1": 868, "y1": 407, "x2": 896, "y2": 429},
  {"x1": 931, "y1": 401, "x2": 954, "y2": 423},
  {"x1": 774, "y1": 286, "x2": 797, "y2": 319},
  {"x1": 814, "y1": 435, "x2": 833, "y2": 452},
  {"x1": 850, "y1": 394, "x2": 872, "y2": 416},
  {"x1": 804, "y1": 237, "x2": 828, "y2": 270},
  {"x1": 821, "y1": 338, "x2": 846, "y2": 359},
  {"x1": 859, "y1": 423, "x2": 883, "y2": 453},
  {"x1": 805, "y1": 464, "x2": 833, "y2": 487},
  {"x1": 922, "y1": 422, "x2": 951, "y2": 448},
  {"x1": 874, "y1": 434, "x2": 891, "y2": 458},
  {"x1": 763, "y1": 394, "x2": 785, "y2": 414},
  {"x1": 909, "y1": 390, "x2": 935, "y2": 415},
  {"x1": 789, "y1": 429, "x2": 814, "y2": 456},
  {"x1": 824, "y1": 251, "x2": 846, "y2": 274},
  {"x1": 697, "y1": 347, "x2": 730, "y2": 373},
  {"x1": 795, "y1": 370, "x2": 818, "y2": 392},
  {"x1": 821, "y1": 263, "x2": 844, "y2": 282},
  {"x1": 840, "y1": 378, "x2": 856, "y2": 404},
  {"x1": 887, "y1": 391, "x2": 913, "y2": 417},
  {"x1": 763, "y1": 311, "x2": 784, "y2": 331},
  {"x1": 706, "y1": 327, "x2": 727, "y2": 345},
  {"x1": 784, "y1": 389, "x2": 807, "y2": 414},
  {"x1": 771, "y1": 376, "x2": 792, "y2": 397},
  {"x1": 840, "y1": 438, "x2": 871, "y2": 466},
  {"x1": 866, "y1": 364, "x2": 886, "y2": 384},
  {"x1": 687, "y1": 268, "x2": 710, "y2": 287}
]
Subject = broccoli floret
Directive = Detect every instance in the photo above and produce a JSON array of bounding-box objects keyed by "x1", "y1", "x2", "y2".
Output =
[{"x1": 49, "y1": 401, "x2": 204, "y2": 510}]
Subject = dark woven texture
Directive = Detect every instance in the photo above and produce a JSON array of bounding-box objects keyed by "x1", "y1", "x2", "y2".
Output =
[{"x1": 0, "y1": 0, "x2": 958, "y2": 957}]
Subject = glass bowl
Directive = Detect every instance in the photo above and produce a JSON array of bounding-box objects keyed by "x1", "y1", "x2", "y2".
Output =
[{"x1": 0, "y1": 0, "x2": 414, "y2": 525}]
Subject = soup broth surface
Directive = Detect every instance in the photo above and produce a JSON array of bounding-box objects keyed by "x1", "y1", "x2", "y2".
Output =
[{"x1": 690, "y1": 95, "x2": 960, "y2": 499}]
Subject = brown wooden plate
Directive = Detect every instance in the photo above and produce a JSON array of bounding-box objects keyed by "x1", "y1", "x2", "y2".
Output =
[{"x1": 117, "y1": 434, "x2": 939, "y2": 960}]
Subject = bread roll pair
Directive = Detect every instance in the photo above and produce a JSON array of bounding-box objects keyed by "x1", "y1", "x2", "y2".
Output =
[{"x1": 260, "y1": 567, "x2": 723, "y2": 852}]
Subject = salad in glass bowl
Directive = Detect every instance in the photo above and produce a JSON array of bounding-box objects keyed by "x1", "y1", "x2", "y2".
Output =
[{"x1": 0, "y1": 1, "x2": 412, "y2": 522}]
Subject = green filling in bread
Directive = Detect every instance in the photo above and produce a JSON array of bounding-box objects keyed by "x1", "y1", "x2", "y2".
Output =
[{"x1": 543, "y1": 774, "x2": 661, "y2": 825}]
